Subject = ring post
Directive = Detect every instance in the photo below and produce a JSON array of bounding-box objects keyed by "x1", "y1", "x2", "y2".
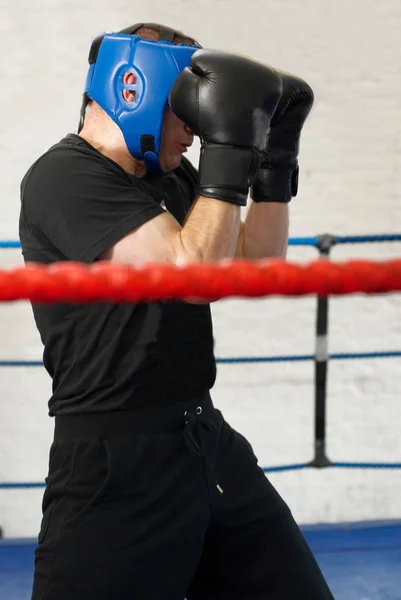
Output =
[{"x1": 307, "y1": 234, "x2": 337, "y2": 468}]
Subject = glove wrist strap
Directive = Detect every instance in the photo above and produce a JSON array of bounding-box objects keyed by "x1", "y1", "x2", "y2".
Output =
[
  {"x1": 198, "y1": 144, "x2": 261, "y2": 207},
  {"x1": 251, "y1": 164, "x2": 299, "y2": 203}
]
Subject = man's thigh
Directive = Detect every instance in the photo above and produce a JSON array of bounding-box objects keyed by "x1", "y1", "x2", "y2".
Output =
[
  {"x1": 32, "y1": 435, "x2": 210, "y2": 600},
  {"x1": 187, "y1": 421, "x2": 335, "y2": 600}
]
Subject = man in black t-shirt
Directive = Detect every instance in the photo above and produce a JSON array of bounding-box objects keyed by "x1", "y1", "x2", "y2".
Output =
[{"x1": 20, "y1": 22, "x2": 333, "y2": 600}]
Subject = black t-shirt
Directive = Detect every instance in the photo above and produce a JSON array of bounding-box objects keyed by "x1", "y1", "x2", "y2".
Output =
[{"x1": 19, "y1": 134, "x2": 216, "y2": 415}]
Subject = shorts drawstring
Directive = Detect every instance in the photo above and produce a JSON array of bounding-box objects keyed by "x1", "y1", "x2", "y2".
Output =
[{"x1": 183, "y1": 407, "x2": 224, "y2": 495}]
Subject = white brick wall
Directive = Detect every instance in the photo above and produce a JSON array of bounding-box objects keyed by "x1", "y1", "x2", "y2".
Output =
[{"x1": 0, "y1": 0, "x2": 400, "y2": 537}]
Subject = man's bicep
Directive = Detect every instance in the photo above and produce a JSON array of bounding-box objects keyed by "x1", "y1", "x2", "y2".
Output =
[
  {"x1": 100, "y1": 202, "x2": 219, "y2": 305},
  {"x1": 99, "y1": 211, "x2": 183, "y2": 265}
]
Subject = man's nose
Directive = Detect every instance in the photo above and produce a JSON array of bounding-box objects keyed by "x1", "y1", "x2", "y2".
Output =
[{"x1": 184, "y1": 124, "x2": 195, "y2": 136}]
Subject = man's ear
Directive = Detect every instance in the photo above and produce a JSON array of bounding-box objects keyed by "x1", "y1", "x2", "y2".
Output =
[{"x1": 122, "y1": 72, "x2": 136, "y2": 102}]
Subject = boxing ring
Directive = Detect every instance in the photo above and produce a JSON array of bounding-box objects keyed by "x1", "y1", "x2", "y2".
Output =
[{"x1": 0, "y1": 233, "x2": 400, "y2": 599}]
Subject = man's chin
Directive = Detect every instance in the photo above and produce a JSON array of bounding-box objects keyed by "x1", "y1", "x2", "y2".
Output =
[{"x1": 160, "y1": 154, "x2": 182, "y2": 173}]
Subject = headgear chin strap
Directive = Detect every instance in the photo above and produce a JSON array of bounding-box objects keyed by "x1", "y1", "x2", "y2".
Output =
[{"x1": 80, "y1": 23, "x2": 201, "y2": 172}]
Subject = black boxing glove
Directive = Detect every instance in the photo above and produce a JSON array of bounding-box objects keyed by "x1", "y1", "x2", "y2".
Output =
[
  {"x1": 169, "y1": 49, "x2": 282, "y2": 206},
  {"x1": 251, "y1": 71, "x2": 314, "y2": 203}
]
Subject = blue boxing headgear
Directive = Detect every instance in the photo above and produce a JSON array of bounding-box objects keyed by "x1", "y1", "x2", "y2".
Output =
[{"x1": 79, "y1": 23, "x2": 201, "y2": 172}]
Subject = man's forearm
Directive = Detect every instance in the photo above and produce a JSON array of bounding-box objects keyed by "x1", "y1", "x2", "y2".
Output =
[
  {"x1": 236, "y1": 201, "x2": 289, "y2": 259},
  {"x1": 178, "y1": 195, "x2": 241, "y2": 263}
]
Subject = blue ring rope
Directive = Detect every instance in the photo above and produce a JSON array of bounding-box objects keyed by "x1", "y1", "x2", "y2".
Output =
[
  {"x1": 216, "y1": 352, "x2": 401, "y2": 363},
  {"x1": 263, "y1": 462, "x2": 401, "y2": 473},
  {"x1": 1, "y1": 234, "x2": 401, "y2": 250},
  {"x1": 0, "y1": 241, "x2": 21, "y2": 249},
  {"x1": 2, "y1": 461, "x2": 400, "y2": 489},
  {"x1": 4, "y1": 240, "x2": 319, "y2": 248},
  {"x1": 0, "y1": 483, "x2": 45, "y2": 489},
  {"x1": 335, "y1": 234, "x2": 401, "y2": 244},
  {"x1": 1, "y1": 352, "x2": 399, "y2": 368},
  {"x1": 331, "y1": 462, "x2": 401, "y2": 469}
]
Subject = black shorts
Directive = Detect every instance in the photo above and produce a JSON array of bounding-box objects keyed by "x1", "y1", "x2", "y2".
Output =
[{"x1": 32, "y1": 394, "x2": 334, "y2": 600}]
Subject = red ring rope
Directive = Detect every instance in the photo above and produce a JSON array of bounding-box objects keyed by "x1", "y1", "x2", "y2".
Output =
[{"x1": 0, "y1": 259, "x2": 400, "y2": 302}]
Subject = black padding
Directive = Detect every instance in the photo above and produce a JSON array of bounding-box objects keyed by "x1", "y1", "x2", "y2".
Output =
[
  {"x1": 140, "y1": 134, "x2": 156, "y2": 156},
  {"x1": 157, "y1": 28, "x2": 176, "y2": 42},
  {"x1": 77, "y1": 93, "x2": 89, "y2": 133},
  {"x1": 88, "y1": 35, "x2": 105, "y2": 64}
]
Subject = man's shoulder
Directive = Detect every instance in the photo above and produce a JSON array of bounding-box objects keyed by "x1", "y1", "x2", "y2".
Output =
[
  {"x1": 21, "y1": 134, "x2": 132, "y2": 196},
  {"x1": 31, "y1": 134, "x2": 125, "y2": 176},
  {"x1": 29, "y1": 134, "x2": 99, "y2": 165}
]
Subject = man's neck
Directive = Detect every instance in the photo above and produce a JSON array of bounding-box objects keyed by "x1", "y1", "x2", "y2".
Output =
[{"x1": 78, "y1": 129, "x2": 148, "y2": 178}]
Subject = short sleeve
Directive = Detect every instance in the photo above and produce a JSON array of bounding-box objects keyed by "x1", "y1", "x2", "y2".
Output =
[{"x1": 21, "y1": 145, "x2": 165, "y2": 262}]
